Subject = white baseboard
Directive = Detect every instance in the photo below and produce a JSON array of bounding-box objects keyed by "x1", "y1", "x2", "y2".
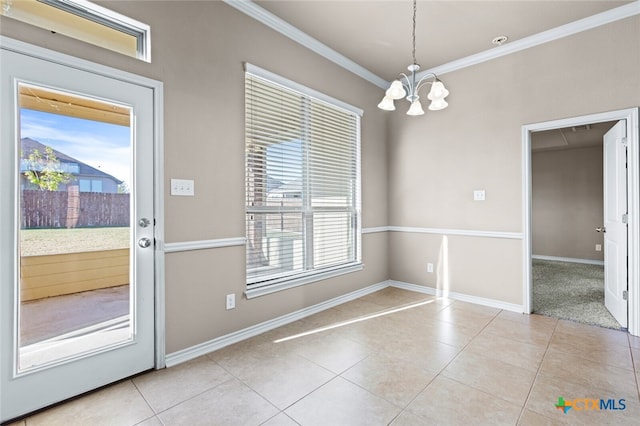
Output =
[
  {"x1": 389, "y1": 280, "x2": 524, "y2": 313},
  {"x1": 532, "y1": 255, "x2": 604, "y2": 266},
  {"x1": 166, "y1": 279, "x2": 526, "y2": 367},
  {"x1": 165, "y1": 281, "x2": 387, "y2": 367}
]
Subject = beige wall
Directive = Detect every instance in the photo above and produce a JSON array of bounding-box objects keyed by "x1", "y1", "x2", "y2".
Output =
[
  {"x1": 2, "y1": 2, "x2": 639, "y2": 351},
  {"x1": 531, "y1": 146, "x2": 604, "y2": 261},
  {"x1": 389, "y1": 232, "x2": 523, "y2": 304},
  {"x1": 1, "y1": 1, "x2": 389, "y2": 354},
  {"x1": 388, "y1": 16, "x2": 640, "y2": 307}
]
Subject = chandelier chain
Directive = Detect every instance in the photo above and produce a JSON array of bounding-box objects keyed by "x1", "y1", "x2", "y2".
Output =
[
  {"x1": 412, "y1": 0, "x2": 417, "y2": 65},
  {"x1": 377, "y1": 0, "x2": 449, "y2": 115}
]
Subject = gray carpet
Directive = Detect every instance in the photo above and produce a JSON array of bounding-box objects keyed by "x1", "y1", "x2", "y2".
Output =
[{"x1": 532, "y1": 259, "x2": 623, "y2": 330}]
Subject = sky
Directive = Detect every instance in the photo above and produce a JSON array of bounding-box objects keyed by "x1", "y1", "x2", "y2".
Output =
[
  {"x1": 266, "y1": 139, "x2": 302, "y2": 183},
  {"x1": 20, "y1": 108, "x2": 131, "y2": 185}
]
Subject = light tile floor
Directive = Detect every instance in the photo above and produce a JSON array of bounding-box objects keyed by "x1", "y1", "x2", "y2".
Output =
[{"x1": 9, "y1": 287, "x2": 640, "y2": 425}]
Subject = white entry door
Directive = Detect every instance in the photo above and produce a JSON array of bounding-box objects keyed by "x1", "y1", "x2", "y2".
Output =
[
  {"x1": 603, "y1": 120, "x2": 628, "y2": 328},
  {"x1": 1, "y1": 48, "x2": 156, "y2": 421}
]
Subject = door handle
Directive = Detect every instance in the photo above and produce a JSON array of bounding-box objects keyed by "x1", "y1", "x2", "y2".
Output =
[
  {"x1": 138, "y1": 237, "x2": 152, "y2": 248},
  {"x1": 596, "y1": 227, "x2": 606, "y2": 233}
]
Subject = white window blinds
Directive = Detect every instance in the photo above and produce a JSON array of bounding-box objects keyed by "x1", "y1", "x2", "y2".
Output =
[{"x1": 245, "y1": 65, "x2": 361, "y2": 290}]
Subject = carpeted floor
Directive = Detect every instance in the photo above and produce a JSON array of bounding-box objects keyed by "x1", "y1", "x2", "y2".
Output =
[{"x1": 532, "y1": 259, "x2": 623, "y2": 330}]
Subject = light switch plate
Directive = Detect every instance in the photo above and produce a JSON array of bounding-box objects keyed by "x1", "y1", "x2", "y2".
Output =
[
  {"x1": 473, "y1": 190, "x2": 486, "y2": 201},
  {"x1": 171, "y1": 179, "x2": 194, "y2": 196}
]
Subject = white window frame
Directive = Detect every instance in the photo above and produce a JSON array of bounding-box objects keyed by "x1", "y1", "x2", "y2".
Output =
[
  {"x1": 244, "y1": 63, "x2": 363, "y2": 299},
  {"x1": 2, "y1": 0, "x2": 151, "y2": 61}
]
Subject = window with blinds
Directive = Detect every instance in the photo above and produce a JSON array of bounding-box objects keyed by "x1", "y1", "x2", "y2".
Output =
[{"x1": 245, "y1": 65, "x2": 362, "y2": 293}]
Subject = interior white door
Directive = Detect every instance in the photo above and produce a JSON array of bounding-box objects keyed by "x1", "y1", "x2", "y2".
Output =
[
  {"x1": 0, "y1": 49, "x2": 155, "y2": 422},
  {"x1": 603, "y1": 120, "x2": 628, "y2": 327}
]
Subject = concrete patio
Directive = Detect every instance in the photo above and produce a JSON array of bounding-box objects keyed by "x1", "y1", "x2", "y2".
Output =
[{"x1": 20, "y1": 285, "x2": 129, "y2": 346}]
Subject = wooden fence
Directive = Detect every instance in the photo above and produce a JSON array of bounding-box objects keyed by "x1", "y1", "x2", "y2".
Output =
[
  {"x1": 20, "y1": 249, "x2": 129, "y2": 301},
  {"x1": 21, "y1": 190, "x2": 129, "y2": 228}
]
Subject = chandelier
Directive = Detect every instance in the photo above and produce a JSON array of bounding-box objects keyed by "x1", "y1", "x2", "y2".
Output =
[{"x1": 377, "y1": 0, "x2": 449, "y2": 116}]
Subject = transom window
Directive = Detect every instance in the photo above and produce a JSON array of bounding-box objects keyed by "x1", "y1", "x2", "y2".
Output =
[
  {"x1": 245, "y1": 64, "x2": 362, "y2": 297},
  {"x1": 1, "y1": 0, "x2": 150, "y2": 61}
]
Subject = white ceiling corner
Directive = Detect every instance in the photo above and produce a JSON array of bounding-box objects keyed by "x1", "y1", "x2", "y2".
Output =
[
  {"x1": 418, "y1": 1, "x2": 640, "y2": 80},
  {"x1": 224, "y1": 0, "x2": 640, "y2": 88},
  {"x1": 223, "y1": 0, "x2": 388, "y2": 88}
]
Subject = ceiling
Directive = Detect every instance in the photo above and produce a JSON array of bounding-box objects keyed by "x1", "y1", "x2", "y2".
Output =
[
  {"x1": 531, "y1": 121, "x2": 617, "y2": 152},
  {"x1": 254, "y1": 0, "x2": 633, "y2": 81}
]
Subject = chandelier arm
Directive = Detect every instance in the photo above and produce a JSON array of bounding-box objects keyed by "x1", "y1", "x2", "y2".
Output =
[
  {"x1": 420, "y1": 72, "x2": 438, "y2": 81},
  {"x1": 414, "y1": 74, "x2": 438, "y2": 94},
  {"x1": 399, "y1": 73, "x2": 414, "y2": 94}
]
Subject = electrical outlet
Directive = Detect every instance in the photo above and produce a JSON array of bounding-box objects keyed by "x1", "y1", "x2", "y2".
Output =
[
  {"x1": 226, "y1": 293, "x2": 235, "y2": 310},
  {"x1": 596, "y1": 244, "x2": 602, "y2": 252},
  {"x1": 427, "y1": 263, "x2": 434, "y2": 273}
]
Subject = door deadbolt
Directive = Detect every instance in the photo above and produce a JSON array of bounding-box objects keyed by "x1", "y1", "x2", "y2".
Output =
[
  {"x1": 595, "y1": 227, "x2": 606, "y2": 233},
  {"x1": 138, "y1": 218, "x2": 151, "y2": 228}
]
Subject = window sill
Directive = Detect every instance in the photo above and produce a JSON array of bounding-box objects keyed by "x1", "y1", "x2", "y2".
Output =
[{"x1": 245, "y1": 263, "x2": 363, "y2": 299}]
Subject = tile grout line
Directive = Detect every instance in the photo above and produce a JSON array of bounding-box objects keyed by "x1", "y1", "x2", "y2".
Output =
[
  {"x1": 139, "y1": 373, "x2": 240, "y2": 420},
  {"x1": 630, "y1": 334, "x2": 640, "y2": 403},
  {"x1": 416, "y1": 310, "x2": 541, "y2": 414},
  {"x1": 387, "y1": 303, "x2": 504, "y2": 424},
  {"x1": 286, "y1": 294, "x2": 445, "y2": 423},
  {"x1": 515, "y1": 317, "x2": 560, "y2": 425},
  {"x1": 129, "y1": 379, "x2": 162, "y2": 426},
  {"x1": 209, "y1": 354, "x2": 313, "y2": 418},
  {"x1": 236, "y1": 296, "x2": 409, "y2": 423},
  {"x1": 294, "y1": 295, "x2": 427, "y2": 424},
  {"x1": 286, "y1": 294, "x2": 455, "y2": 425},
  {"x1": 236, "y1": 298, "x2": 404, "y2": 422}
]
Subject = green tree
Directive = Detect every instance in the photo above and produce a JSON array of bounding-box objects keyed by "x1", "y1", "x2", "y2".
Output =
[
  {"x1": 23, "y1": 146, "x2": 71, "y2": 191},
  {"x1": 117, "y1": 181, "x2": 130, "y2": 194}
]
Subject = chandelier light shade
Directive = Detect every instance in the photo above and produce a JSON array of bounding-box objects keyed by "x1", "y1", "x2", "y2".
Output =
[
  {"x1": 407, "y1": 100, "x2": 425, "y2": 116},
  {"x1": 377, "y1": 95, "x2": 396, "y2": 111},
  {"x1": 378, "y1": 0, "x2": 450, "y2": 116}
]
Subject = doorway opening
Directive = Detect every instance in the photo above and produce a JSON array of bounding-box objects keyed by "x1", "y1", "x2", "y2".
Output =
[
  {"x1": 530, "y1": 121, "x2": 621, "y2": 329},
  {"x1": 522, "y1": 108, "x2": 640, "y2": 337}
]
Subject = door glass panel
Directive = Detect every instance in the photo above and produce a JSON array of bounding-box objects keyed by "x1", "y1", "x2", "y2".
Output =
[{"x1": 17, "y1": 83, "x2": 133, "y2": 372}]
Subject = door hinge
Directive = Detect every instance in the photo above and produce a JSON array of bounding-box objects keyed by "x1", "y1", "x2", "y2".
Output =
[
  {"x1": 620, "y1": 137, "x2": 628, "y2": 147},
  {"x1": 622, "y1": 213, "x2": 628, "y2": 224},
  {"x1": 623, "y1": 290, "x2": 628, "y2": 301}
]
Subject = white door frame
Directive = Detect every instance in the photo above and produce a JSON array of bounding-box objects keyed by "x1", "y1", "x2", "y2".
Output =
[
  {"x1": 0, "y1": 36, "x2": 166, "y2": 367},
  {"x1": 522, "y1": 108, "x2": 639, "y2": 336}
]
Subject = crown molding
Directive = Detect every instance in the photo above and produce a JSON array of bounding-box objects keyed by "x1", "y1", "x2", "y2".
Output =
[
  {"x1": 225, "y1": 0, "x2": 639, "y2": 88},
  {"x1": 418, "y1": 0, "x2": 640, "y2": 79},
  {"x1": 223, "y1": 0, "x2": 388, "y2": 89}
]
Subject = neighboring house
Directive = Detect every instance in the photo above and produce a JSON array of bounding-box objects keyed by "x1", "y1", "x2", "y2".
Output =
[
  {"x1": 20, "y1": 137, "x2": 122, "y2": 193},
  {"x1": 267, "y1": 178, "x2": 302, "y2": 199}
]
